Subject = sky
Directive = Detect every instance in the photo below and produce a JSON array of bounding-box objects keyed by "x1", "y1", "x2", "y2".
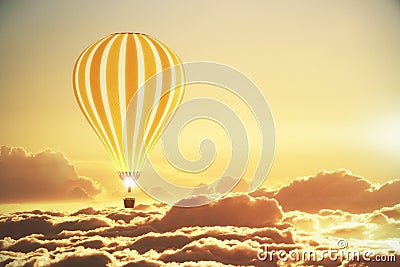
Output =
[
  {"x1": 1, "y1": 0, "x2": 400, "y2": 201},
  {"x1": 1, "y1": 1, "x2": 400, "y2": 266}
]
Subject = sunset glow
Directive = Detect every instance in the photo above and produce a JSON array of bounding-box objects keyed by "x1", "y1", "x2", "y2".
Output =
[{"x1": 1, "y1": 1, "x2": 399, "y2": 266}]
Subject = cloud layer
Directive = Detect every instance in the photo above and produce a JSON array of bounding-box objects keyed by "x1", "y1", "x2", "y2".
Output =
[
  {"x1": 253, "y1": 169, "x2": 400, "y2": 213},
  {"x1": 0, "y1": 146, "x2": 102, "y2": 202},
  {"x1": 0, "y1": 168, "x2": 399, "y2": 266},
  {"x1": 1, "y1": 189, "x2": 399, "y2": 266}
]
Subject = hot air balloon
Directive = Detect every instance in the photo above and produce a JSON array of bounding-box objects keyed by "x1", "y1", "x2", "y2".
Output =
[{"x1": 72, "y1": 33, "x2": 185, "y2": 208}]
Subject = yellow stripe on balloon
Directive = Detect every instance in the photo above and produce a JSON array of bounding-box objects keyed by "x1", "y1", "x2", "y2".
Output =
[
  {"x1": 74, "y1": 35, "x2": 122, "y2": 170},
  {"x1": 72, "y1": 33, "x2": 185, "y2": 177}
]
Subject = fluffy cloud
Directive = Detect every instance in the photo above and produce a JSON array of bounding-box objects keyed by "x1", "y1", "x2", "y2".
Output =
[
  {"x1": 253, "y1": 169, "x2": 400, "y2": 213},
  {"x1": 158, "y1": 238, "x2": 266, "y2": 266},
  {"x1": 0, "y1": 200, "x2": 398, "y2": 267},
  {"x1": 0, "y1": 146, "x2": 102, "y2": 202},
  {"x1": 0, "y1": 211, "x2": 111, "y2": 239},
  {"x1": 193, "y1": 176, "x2": 250, "y2": 195},
  {"x1": 284, "y1": 208, "x2": 400, "y2": 240},
  {"x1": 153, "y1": 194, "x2": 283, "y2": 232},
  {"x1": 49, "y1": 250, "x2": 116, "y2": 267},
  {"x1": 379, "y1": 204, "x2": 400, "y2": 220},
  {"x1": 0, "y1": 194, "x2": 294, "y2": 266},
  {"x1": 0, "y1": 170, "x2": 399, "y2": 266}
]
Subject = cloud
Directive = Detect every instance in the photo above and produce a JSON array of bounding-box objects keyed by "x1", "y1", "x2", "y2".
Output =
[
  {"x1": 130, "y1": 233, "x2": 192, "y2": 254},
  {"x1": 0, "y1": 211, "x2": 111, "y2": 239},
  {"x1": 49, "y1": 250, "x2": 115, "y2": 267},
  {"x1": 127, "y1": 225, "x2": 295, "y2": 257},
  {"x1": 147, "y1": 186, "x2": 177, "y2": 203},
  {"x1": 0, "y1": 170, "x2": 399, "y2": 267},
  {"x1": 283, "y1": 207, "x2": 400, "y2": 240},
  {"x1": 0, "y1": 213, "x2": 54, "y2": 239},
  {"x1": 122, "y1": 259, "x2": 163, "y2": 267},
  {"x1": 158, "y1": 237, "x2": 268, "y2": 267},
  {"x1": 0, "y1": 202, "x2": 398, "y2": 267},
  {"x1": 0, "y1": 194, "x2": 294, "y2": 266},
  {"x1": 0, "y1": 146, "x2": 102, "y2": 203},
  {"x1": 193, "y1": 176, "x2": 250, "y2": 196},
  {"x1": 153, "y1": 194, "x2": 283, "y2": 232},
  {"x1": 253, "y1": 169, "x2": 400, "y2": 213},
  {"x1": 379, "y1": 204, "x2": 400, "y2": 220}
]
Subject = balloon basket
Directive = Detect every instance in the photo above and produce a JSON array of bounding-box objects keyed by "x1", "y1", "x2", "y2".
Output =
[{"x1": 124, "y1": 198, "x2": 135, "y2": 208}]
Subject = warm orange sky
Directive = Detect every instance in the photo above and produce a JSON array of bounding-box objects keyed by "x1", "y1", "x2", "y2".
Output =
[
  {"x1": 0, "y1": 3, "x2": 399, "y2": 266},
  {"x1": 1, "y1": 0, "x2": 400, "y2": 199}
]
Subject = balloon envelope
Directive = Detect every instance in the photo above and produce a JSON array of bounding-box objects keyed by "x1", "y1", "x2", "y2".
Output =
[{"x1": 72, "y1": 33, "x2": 185, "y2": 180}]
